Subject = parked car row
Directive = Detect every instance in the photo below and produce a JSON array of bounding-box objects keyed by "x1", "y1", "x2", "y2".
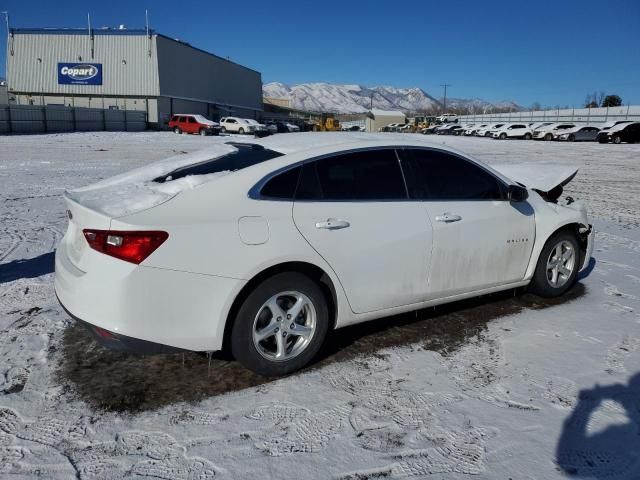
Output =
[
  {"x1": 422, "y1": 120, "x2": 640, "y2": 144},
  {"x1": 168, "y1": 114, "x2": 301, "y2": 137}
]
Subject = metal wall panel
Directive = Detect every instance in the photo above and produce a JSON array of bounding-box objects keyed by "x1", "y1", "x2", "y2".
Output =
[
  {"x1": 156, "y1": 35, "x2": 262, "y2": 111},
  {"x1": 7, "y1": 32, "x2": 159, "y2": 96},
  {"x1": 0, "y1": 105, "x2": 147, "y2": 132},
  {"x1": 458, "y1": 105, "x2": 640, "y2": 125},
  {"x1": 45, "y1": 105, "x2": 74, "y2": 131}
]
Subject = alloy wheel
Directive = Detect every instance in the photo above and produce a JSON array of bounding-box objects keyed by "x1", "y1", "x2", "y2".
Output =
[
  {"x1": 252, "y1": 291, "x2": 317, "y2": 361},
  {"x1": 546, "y1": 240, "x2": 576, "y2": 288}
]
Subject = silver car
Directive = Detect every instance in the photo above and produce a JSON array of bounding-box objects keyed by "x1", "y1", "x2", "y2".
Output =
[{"x1": 557, "y1": 126, "x2": 600, "y2": 142}]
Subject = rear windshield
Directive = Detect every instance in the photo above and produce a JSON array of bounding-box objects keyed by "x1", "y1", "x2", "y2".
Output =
[{"x1": 153, "y1": 143, "x2": 284, "y2": 183}]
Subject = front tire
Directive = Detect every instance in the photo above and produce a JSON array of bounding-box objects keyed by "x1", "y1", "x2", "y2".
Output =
[
  {"x1": 500, "y1": 132, "x2": 507, "y2": 140},
  {"x1": 173, "y1": 127, "x2": 181, "y2": 134},
  {"x1": 529, "y1": 231, "x2": 580, "y2": 297},
  {"x1": 231, "y1": 272, "x2": 329, "y2": 376},
  {"x1": 613, "y1": 135, "x2": 622, "y2": 144},
  {"x1": 544, "y1": 133, "x2": 553, "y2": 141},
  {"x1": 238, "y1": 127, "x2": 245, "y2": 134},
  {"x1": 199, "y1": 128, "x2": 207, "y2": 136},
  {"x1": 568, "y1": 134, "x2": 576, "y2": 141}
]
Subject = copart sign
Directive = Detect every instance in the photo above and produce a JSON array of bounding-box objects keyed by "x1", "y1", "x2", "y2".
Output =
[{"x1": 58, "y1": 63, "x2": 103, "y2": 85}]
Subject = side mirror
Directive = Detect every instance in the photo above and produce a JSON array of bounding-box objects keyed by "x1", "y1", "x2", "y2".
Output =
[{"x1": 508, "y1": 184, "x2": 529, "y2": 202}]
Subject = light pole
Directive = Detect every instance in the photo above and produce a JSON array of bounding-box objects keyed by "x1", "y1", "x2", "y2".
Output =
[{"x1": 440, "y1": 83, "x2": 451, "y2": 113}]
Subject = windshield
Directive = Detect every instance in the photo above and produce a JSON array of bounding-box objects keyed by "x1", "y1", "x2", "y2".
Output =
[
  {"x1": 194, "y1": 115, "x2": 216, "y2": 124},
  {"x1": 153, "y1": 143, "x2": 284, "y2": 183}
]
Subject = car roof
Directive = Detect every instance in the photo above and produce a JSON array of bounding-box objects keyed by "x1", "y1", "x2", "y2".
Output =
[{"x1": 205, "y1": 133, "x2": 513, "y2": 195}]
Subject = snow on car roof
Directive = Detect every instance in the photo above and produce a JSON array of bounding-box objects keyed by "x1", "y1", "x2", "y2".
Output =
[{"x1": 66, "y1": 144, "x2": 238, "y2": 217}]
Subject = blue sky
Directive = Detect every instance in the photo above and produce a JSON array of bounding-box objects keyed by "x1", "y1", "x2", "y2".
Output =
[{"x1": 1, "y1": 0, "x2": 639, "y2": 107}]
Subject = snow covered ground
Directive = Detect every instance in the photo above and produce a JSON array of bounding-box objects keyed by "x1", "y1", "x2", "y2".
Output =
[{"x1": 1, "y1": 131, "x2": 640, "y2": 479}]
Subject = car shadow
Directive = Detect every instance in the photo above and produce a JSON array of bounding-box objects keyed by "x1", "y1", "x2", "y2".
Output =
[
  {"x1": 56, "y1": 282, "x2": 586, "y2": 413},
  {"x1": 556, "y1": 373, "x2": 640, "y2": 478},
  {"x1": 0, "y1": 252, "x2": 55, "y2": 284}
]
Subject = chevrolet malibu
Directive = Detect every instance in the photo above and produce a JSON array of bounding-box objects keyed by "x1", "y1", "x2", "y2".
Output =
[{"x1": 55, "y1": 133, "x2": 594, "y2": 376}]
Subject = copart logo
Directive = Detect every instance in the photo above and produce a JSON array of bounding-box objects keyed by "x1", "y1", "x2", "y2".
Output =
[
  {"x1": 61, "y1": 65, "x2": 97, "y2": 80},
  {"x1": 58, "y1": 63, "x2": 103, "y2": 85}
]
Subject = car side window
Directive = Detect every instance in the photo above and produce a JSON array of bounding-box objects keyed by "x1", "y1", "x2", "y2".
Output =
[
  {"x1": 178, "y1": 116, "x2": 186, "y2": 123},
  {"x1": 188, "y1": 117, "x2": 196, "y2": 123},
  {"x1": 296, "y1": 149, "x2": 407, "y2": 201},
  {"x1": 170, "y1": 116, "x2": 178, "y2": 122},
  {"x1": 260, "y1": 166, "x2": 302, "y2": 199},
  {"x1": 399, "y1": 148, "x2": 505, "y2": 201}
]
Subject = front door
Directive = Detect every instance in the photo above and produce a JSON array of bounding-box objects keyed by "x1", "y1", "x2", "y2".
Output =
[
  {"x1": 292, "y1": 148, "x2": 433, "y2": 314},
  {"x1": 399, "y1": 147, "x2": 535, "y2": 298}
]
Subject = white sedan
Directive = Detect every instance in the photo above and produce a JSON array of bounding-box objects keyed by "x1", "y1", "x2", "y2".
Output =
[{"x1": 55, "y1": 133, "x2": 594, "y2": 376}]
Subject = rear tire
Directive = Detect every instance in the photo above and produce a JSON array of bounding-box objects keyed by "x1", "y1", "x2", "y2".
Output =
[
  {"x1": 173, "y1": 127, "x2": 181, "y2": 134},
  {"x1": 529, "y1": 231, "x2": 580, "y2": 298},
  {"x1": 544, "y1": 133, "x2": 553, "y2": 141},
  {"x1": 523, "y1": 132, "x2": 532, "y2": 140},
  {"x1": 231, "y1": 272, "x2": 329, "y2": 376}
]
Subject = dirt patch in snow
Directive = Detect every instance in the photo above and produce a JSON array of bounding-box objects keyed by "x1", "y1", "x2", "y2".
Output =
[{"x1": 56, "y1": 283, "x2": 585, "y2": 413}]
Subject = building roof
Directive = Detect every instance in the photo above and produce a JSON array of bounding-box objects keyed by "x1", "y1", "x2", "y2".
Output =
[
  {"x1": 9, "y1": 27, "x2": 260, "y2": 75},
  {"x1": 10, "y1": 27, "x2": 153, "y2": 36},
  {"x1": 369, "y1": 109, "x2": 406, "y2": 118}
]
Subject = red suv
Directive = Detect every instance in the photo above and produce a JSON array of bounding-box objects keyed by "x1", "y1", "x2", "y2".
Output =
[{"x1": 168, "y1": 114, "x2": 221, "y2": 136}]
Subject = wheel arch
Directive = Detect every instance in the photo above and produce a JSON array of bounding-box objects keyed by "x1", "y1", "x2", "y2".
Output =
[
  {"x1": 221, "y1": 261, "x2": 339, "y2": 354},
  {"x1": 527, "y1": 221, "x2": 590, "y2": 280}
]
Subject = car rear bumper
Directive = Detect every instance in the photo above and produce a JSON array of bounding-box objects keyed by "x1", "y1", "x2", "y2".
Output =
[
  {"x1": 54, "y1": 238, "x2": 245, "y2": 352},
  {"x1": 58, "y1": 296, "x2": 186, "y2": 354}
]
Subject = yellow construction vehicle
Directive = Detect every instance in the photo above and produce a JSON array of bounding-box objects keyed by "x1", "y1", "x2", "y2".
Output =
[{"x1": 312, "y1": 114, "x2": 341, "y2": 132}]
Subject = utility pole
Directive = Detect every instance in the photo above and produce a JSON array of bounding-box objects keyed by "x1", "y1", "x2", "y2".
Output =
[
  {"x1": 440, "y1": 83, "x2": 451, "y2": 113},
  {"x1": 2, "y1": 11, "x2": 9, "y2": 83}
]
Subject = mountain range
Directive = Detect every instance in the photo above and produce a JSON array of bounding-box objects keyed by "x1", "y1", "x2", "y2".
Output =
[{"x1": 263, "y1": 82, "x2": 521, "y2": 114}]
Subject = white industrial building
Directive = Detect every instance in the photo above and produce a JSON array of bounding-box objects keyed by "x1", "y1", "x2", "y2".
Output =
[
  {"x1": 365, "y1": 109, "x2": 406, "y2": 132},
  {"x1": 6, "y1": 27, "x2": 263, "y2": 128}
]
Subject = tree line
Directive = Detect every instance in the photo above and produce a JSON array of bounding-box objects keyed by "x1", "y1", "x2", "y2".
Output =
[{"x1": 583, "y1": 92, "x2": 623, "y2": 108}]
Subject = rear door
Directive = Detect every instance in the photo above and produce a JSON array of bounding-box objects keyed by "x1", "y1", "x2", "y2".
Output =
[
  {"x1": 399, "y1": 148, "x2": 535, "y2": 298},
  {"x1": 292, "y1": 148, "x2": 433, "y2": 314},
  {"x1": 627, "y1": 123, "x2": 640, "y2": 142},
  {"x1": 186, "y1": 116, "x2": 198, "y2": 133}
]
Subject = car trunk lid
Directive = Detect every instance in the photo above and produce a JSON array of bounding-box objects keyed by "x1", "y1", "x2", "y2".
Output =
[{"x1": 63, "y1": 194, "x2": 112, "y2": 270}]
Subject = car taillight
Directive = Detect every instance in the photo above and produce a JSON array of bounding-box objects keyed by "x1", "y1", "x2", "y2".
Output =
[{"x1": 83, "y1": 230, "x2": 168, "y2": 264}]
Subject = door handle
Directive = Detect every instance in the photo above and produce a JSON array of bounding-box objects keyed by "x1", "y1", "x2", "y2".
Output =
[
  {"x1": 316, "y1": 218, "x2": 351, "y2": 230},
  {"x1": 435, "y1": 213, "x2": 462, "y2": 223}
]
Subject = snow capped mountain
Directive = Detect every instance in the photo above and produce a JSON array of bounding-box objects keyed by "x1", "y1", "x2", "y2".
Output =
[
  {"x1": 443, "y1": 98, "x2": 522, "y2": 114},
  {"x1": 263, "y1": 82, "x2": 440, "y2": 113},
  {"x1": 263, "y1": 82, "x2": 522, "y2": 114}
]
